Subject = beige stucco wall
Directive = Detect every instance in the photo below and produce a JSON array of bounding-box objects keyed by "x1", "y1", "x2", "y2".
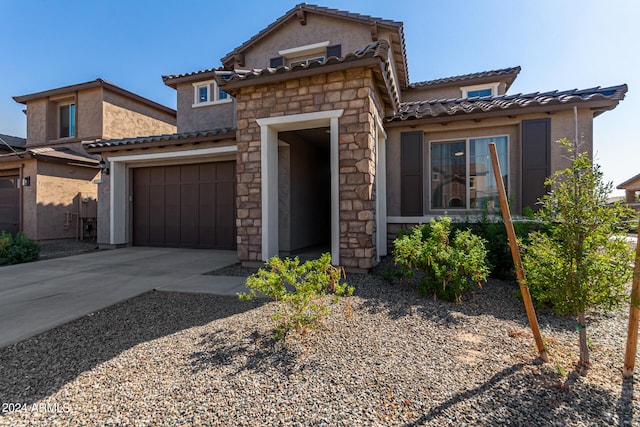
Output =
[
  {"x1": 175, "y1": 82, "x2": 236, "y2": 133},
  {"x1": 35, "y1": 161, "x2": 99, "y2": 240},
  {"x1": 239, "y1": 13, "x2": 380, "y2": 70},
  {"x1": 385, "y1": 108, "x2": 594, "y2": 217},
  {"x1": 102, "y1": 90, "x2": 176, "y2": 139},
  {"x1": 76, "y1": 88, "x2": 103, "y2": 141},
  {"x1": 25, "y1": 99, "x2": 48, "y2": 147}
]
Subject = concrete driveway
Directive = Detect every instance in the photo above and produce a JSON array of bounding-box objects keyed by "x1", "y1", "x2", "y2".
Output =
[{"x1": 0, "y1": 247, "x2": 249, "y2": 349}]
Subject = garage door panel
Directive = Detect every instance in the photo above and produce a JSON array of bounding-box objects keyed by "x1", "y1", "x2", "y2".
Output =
[
  {"x1": 0, "y1": 176, "x2": 20, "y2": 235},
  {"x1": 133, "y1": 162, "x2": 235, "y2": 249}
]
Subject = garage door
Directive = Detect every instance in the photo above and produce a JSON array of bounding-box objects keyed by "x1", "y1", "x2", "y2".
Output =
[
  {"x1": 0, "y1": 175, "x2": 19, "y2": 235},
  {"x1": 133, "y1": 162, "x2": 236, "y2": 249}
]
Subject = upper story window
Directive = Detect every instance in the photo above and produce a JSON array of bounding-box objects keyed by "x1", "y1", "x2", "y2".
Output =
[
  {"x1": 59, "y1": 103, "x2": 76, "y2": 138},
  {"x1": 270, "y1": 41, "x2": 341, "y2": 68},
  {"x1": 192, "y1": 80, "x2": 230, "y2": 107},
  {"x1": 461, "y1": 82, "x2": 500, "y2": 98},
  {"x1": 430, "y1": 136, "x2": 508, "y2": 210}
]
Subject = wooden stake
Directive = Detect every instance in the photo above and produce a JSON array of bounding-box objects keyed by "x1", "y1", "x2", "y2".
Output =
[
  {"x1": 489, "y1": 143, "x2": 550, "y2": 363},
  {"x1": 623, "y1": 216, "x2": 640, "y2": 378}
]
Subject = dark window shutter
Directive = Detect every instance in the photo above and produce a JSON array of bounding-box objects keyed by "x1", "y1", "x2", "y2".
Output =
[
  {"x1": 270, "y1": 56, "x2": 284, "y2": 68},
  {"x1": 326, "y1": 44, "x2": 342, "y2": 58},
  {"x1": 522, "y1": 118, "x2": 551, "y2": 212},
  {"x1": 401, "y1": 131, "x2": 424, "y2": 216}
]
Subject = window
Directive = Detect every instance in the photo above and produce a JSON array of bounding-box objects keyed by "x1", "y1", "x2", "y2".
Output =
[
  {"x1": 461, "y1": 82, "x2": 500, "y2": 98},
  {"x1": 278, "y1": 41, "x2": 330, "y2": 67},
  {"x1": 59, "y1": 103, "x2": 76, "y2": 138},
  {"x1": 192, "y1": 80, "x2": 230, "y2": 107},
  {"x1": 430, "y1": 136, "x2": 508, "y2": 210},
  {"x1": 289, "y1": 56, "x2": 325, "y2": 67}
]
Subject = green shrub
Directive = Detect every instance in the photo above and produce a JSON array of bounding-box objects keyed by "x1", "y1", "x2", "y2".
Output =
[
  {"x1": 239, "y1": 253, "x2": 354, "y2": 339},
  {"x1": 393, "y1": 217, "x2": 490, "y2": 301},
  {"x1": 0, "y1": 231, "x2": 40, "y2": 265}
]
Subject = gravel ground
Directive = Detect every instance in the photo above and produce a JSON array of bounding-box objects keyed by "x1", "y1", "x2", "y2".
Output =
[
  {"x1": 37, "y1": 239, "x2": 100, "y2": 260},
  {"x1": 1, "y1": 261, "x2": 639, "y2": 426}
]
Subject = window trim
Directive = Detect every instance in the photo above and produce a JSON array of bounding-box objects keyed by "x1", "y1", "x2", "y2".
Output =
[
  {"x1": 58, "y1": 102, "x2": 76, "y2": 139},
  {"x1": 192, "y1": 79, "x2": 232, "y2": 107},
  {"x1": 279, "y1": 41, "x2": 330, "y2": 67},
  {"x1": 461, "y1": 82, "x2": 500, "y2": 98},
  {"x1": 428, "y1": 134, "x2": 509, "y2": 211}
]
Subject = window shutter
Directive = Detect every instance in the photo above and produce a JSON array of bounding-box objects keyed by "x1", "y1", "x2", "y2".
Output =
[
  {"x1": 521, "y1": 118, "x2": 551, "y2": 212},
  {"x1": 401, "y1": 131, "x2": 423, "y2": 216},
  {"x1": 326, "y1": 44, "x2": 342, "y2": 58},
  {"x1": 270, "y1": 56, "x2": 284, "y2": 68}
]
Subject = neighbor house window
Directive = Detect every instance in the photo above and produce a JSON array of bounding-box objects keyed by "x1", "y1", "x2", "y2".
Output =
[
  {"x1": 59, "y1": 103, "x2": 76, "y2": 138},
  {"x1": 192, "y1": 80, "x2": 230, "y2": 107},
  {"x1": 430, "y1": 136, "x2": 508, "y2": 210},
  {"x1": 461, "y1": 82, "x2": 500, "y2": 98}
]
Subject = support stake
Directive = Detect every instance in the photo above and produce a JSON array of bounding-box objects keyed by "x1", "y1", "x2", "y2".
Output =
[
  {"x1": 489, "y1": 143, "x2": 550, "y2": 362},
  {"x1": 623, "y1": 216, "x2": 640, "y2": 378}
]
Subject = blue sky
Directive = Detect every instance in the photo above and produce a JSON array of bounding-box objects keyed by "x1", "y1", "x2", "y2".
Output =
[{"x1": 1, "y1": 0, "x2": 638, "y2": 195}]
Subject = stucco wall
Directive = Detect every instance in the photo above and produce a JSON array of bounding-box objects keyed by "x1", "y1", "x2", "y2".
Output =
[
  {"x1": 385, "y1": 108, "x2": 595, "y2": 218},
  {"x1": 25, "y1": 99, "x2": 48, "y2": 147},
  {"x1": 35, "y1": 161, "x2": 99, "y2": 240},
  {"x1": 239, "y1": 13, "x2": 379, "y2": 70},
  {"x1": 102, "y1": 90, "x2": 176, "y2": 139},
  {"x1": 76, "y1": 88, "x2": 103, "y2": 141},
  {"x1": 175, "y1": 82, "x2": 235, "y2": 133}
]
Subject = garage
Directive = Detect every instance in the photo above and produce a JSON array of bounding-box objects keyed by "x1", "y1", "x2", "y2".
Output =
[
  {"x1": 0, "y1": 175, "x2": 19, "y2": 235},
  {"x1": 132, "y1": 161, "x2": 236, "y2": 249}
]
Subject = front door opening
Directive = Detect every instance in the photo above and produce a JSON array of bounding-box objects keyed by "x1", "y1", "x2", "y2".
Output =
[{"x1": 277, "y1": 127, "x2": 331, "y2": 259}]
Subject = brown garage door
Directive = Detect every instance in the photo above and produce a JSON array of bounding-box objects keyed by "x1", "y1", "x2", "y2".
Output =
[
  {"x1": 0, "y1": 175, "x2": 20, "y2": 235},
  {"x1": 133, "y1": 162, "x2": 236, "y2": 249}
]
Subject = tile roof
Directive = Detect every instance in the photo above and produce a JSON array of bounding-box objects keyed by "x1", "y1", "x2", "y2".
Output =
[
  {"x1": 219, "y1": 40, "x2": 400, "y2": 112},
  {"x1": 220, "y1": 3, "x2": 409, "y2": 88},
  {"x1": 29, "y1": 147, "x2": 99, "y2": 165},
  {"x1": 162, "y1": 68, "x2": 227, "y2": 88},
  {"x1": 0, "y1": 134, "x2": 26, "y2": 149},
  {"x1": 409, "y1": 66, "x2": 521, "y2": 89},
  {"x1": 83, "y1": 129, "x2": 236, "y2": 151},
  {"x1": 389, "y1": 85, "x2": 628, "y2": 121},
  {"x1": 617, "y1": 172, "x2": 640, "y2": 189}
]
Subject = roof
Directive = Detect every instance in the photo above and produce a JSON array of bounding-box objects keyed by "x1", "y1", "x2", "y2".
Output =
[
  {"x1": 0, "y1": 134, "x2": 26, "y2": 149},
  {"x1": 83, "y1": 129, "x2": 236, "y2": 153},
  {"x1": 617, "y1": 172, "x2": 640, "y2": 190},
  {"x1": 409, "y1": 66, "x2": 521, "y2": 91},
  {"x1": 162, "y1": 68, "x2": 226, "y2": 89},
  {"x1": 388, "y1": 84, "x2": 628, "y2": 122},
  {"x1": 29, "y1": 147, "x2": 98, "y2": 166},
  {"x1": 218, "y1": 40, "x2": 400, "y2": 112},
  {"x1": 219, "y1": 3, "x2": 409, "y2": 88},
  {"x1": 13, "y1": 79, "x2": 176, "y2": 116}
]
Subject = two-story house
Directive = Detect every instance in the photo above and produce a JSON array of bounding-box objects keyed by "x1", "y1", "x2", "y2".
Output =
[
  {"x1": 83, "y1": 4, "x2": 627, "y2": 271},
  {"x1": 1, "y1": 79, "x2": 176, "y2": 241}
]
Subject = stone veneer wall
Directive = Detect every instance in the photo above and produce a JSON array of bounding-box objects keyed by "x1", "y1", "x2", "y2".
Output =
[{"x1": 235, "y1": 68, "x2": 382, "y2": 269}]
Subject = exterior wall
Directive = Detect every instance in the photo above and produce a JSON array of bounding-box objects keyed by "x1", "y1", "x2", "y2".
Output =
[
  {"x1": 76, "y1": 88, "x2": 103, "y2": 141},
  {"x1": 385, "y1": 108, "x2": 594, "y2": 218},
  {"x1": 238, "y1": 14, "x2": 377, "y2": 70},
  {"x1": 235, "y1": 67, "x2": 382, "y2": 269},
  {"x1": 102, "y1": 90, "x2": 176, "y2": 139},
  {"x1": 25, "y1": 99, "x2": 48, "y2": 147},
  {"x1": 35, "y1": 161, "x2": 99, "y2": 240},
  {"x1": 175, "y1": 82, "x2": 235, "y2": 133}
]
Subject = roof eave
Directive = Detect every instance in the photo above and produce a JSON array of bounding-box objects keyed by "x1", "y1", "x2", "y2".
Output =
[
  {"x1": 83, "y1": 130, "x2": 237, "y2": 154},
  {"x1": 162, "y1": 70, "x2": 221, "y2": 89}
]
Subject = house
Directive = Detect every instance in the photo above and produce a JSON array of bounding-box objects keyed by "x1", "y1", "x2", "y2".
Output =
[
  {"x1": 82, "y1": 3, "x2": 627, "y2": 271},
  {"x1": 1, "y1": 79, "x2": 176, "y2": 241},
  {"x1": 617, "y1": 173, "x2": 640, "y2": 209}
]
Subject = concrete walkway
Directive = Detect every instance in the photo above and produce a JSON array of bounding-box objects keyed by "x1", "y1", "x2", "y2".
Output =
[{"x1": 0, "y1": 247, "x2": 249, "y2": 348}]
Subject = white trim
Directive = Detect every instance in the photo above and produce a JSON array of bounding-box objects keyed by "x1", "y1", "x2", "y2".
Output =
[
  {"x1": 257, "y1": 109, "x2": 344, "y2": 264},
  {"x1": 375, "y1": 117, "x2": 387, "y2": 260},
  {"x1": 461, "y1": 82, "x2": 500, "y2": 98},
  {"x1": 278, "y1": 41, "x2": 330, "y2": 57},
  {"x1": 108, "y1": 146, "x2": 236, "y2": 164}
]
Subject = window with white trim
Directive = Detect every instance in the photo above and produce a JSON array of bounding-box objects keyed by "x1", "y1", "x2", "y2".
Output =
[
  {"x1": 430, "y1": 136, "x2": 508, "y2": 209},
  {"x1": 461, "y1": 82, "x2": 500, "y2": 98},
  {"x1": 279, "y1": 41, "x2": 329, "y2": 67},
  {"x1": 192, "y1": 80, "x2": 230, "y2": 107}
]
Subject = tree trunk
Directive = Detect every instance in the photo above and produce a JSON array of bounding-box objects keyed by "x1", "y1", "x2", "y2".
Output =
[{"x1": 578, "y1": 311, "x2": 590, "y2": 374}]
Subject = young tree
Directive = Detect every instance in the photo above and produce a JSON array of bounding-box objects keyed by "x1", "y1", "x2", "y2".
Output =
[{"x1": 523, "y1": 139, "x2": 634, "y2": 373}]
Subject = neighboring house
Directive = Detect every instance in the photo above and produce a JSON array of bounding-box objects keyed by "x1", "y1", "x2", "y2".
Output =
[
  {"x1": 83, "y1": 4, "x2": 627, "y2": 271},
  {"x1": 1, "y1": 79, "x2": 176, "y2": 240},
  {"x1": 617, "y1": 173, "x2": 640, "y2": 210}
]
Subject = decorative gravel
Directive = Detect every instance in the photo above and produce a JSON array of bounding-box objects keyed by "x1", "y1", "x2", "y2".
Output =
[
  {"x1": 1, "y1": 264, "x2": 639, "y2": 426},
  {"x1": 38, "y1": 239, "x2": 101, "y2": 260}
]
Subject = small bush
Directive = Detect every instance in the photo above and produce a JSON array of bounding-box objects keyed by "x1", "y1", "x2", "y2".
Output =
[
  {"x1": 239, "y1": 253, "x2": 354, "y2": 339},
  {"x1": 0, "y1": 231, "x2": 40, "y2": 265},
  {"x1": 393, "y1": 217, "x2": 490, "y2": 301}
]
